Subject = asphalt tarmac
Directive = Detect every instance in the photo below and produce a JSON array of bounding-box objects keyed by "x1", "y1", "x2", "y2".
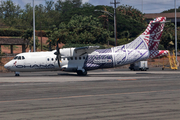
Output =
[{"x1": 0, "y1": 68, "x2": 180, "y2": 120}]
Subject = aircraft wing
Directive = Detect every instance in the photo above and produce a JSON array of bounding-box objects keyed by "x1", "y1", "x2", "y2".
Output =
[{"x1": 74, "y1": 46, "x2": 99, "y2": 55}]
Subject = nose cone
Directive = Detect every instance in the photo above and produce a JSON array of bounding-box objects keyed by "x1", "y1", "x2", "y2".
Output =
[{"x1": 4, "y1": 62, "x2": 11, "y2": 70}]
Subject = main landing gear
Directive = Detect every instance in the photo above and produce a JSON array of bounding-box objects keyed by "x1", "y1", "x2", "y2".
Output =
[{"x1": 77, "y1": 70, "x2": 87, "y2": 76}]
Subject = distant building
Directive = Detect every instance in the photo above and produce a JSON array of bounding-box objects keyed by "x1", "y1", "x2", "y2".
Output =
[
  {"x1": 0, "y1": 38, "x2": 27, "y2": 54},
  {"x1": 144, "y1": 12, "x2": 180, "y2": 26}
]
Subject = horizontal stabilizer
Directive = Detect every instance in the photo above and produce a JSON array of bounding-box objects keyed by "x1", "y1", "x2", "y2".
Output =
[{"x1": 149, "y1": 50, "x2": 169, "y2": 58}]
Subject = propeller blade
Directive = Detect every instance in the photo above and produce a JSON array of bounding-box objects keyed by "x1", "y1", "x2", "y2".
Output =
[
  {"x1": 57, "y1": 55, "x2": 61, "y2": 68},
  {"x1": 56, "y1": 39, "x2": 61, "y2": 68}
]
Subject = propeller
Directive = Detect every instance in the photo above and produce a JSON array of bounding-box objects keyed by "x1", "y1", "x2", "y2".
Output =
[{"x1": 54, "y1": 38, "x2": 61, "y2": 68}]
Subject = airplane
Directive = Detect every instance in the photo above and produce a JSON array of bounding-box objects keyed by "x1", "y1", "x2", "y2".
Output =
[{"x1": 4, "y1": 17, "x2": 169, "y2": 76}]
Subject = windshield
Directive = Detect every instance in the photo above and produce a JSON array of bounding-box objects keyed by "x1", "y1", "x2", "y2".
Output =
[
  {"x1": 13, "y1": 56, "x2": 25, "y2": 60},
  {"x1": 13, "y1": 56, "x2": 18, "y2": 60},
  {"x1": 18, "y1": 56, "x2": 21, "y2": 60}
]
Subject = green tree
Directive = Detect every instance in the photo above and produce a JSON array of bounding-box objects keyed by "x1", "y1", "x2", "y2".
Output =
[
  {"x1": 29, "y1": 36, "x2": 40, "y2": 51},
  {"x1": 0, "y1": 0, "x2": 23, "y2": 27},
  {"x1": 47, "y1": 15, "x2": 111, "y2": 47},
  {"x1": 160, "y1": 22, "x2": 175, "y2": 50},
  {"x1": 0, "y1": 0, "x2": 147, "y2": 48},
  {"x1": 35, "y1": 4, "x2": 46, "y2": 30},
  {"x1": 21, "y1": 29, "x2": 33, "y2": 50},
  {"x1": 0, "y1": 49, "x2": 3, "y2": 64},
  {"x1": 54, "y1": 0, "x2": 82, "y2": 25},
  {"x1": 20, "y1": 3, "x2": 33, "y2": 29},
  {"x1": 94, "y1": 5, "x2": 146, "y2": 42},
  {"x1": 116, "y1": 5, "x2": 146, "y2": 38}
]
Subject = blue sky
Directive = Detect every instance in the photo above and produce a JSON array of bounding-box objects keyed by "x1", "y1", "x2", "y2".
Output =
[{"x1": 9, "y1": 0, "x2": 180, "y2": 13}]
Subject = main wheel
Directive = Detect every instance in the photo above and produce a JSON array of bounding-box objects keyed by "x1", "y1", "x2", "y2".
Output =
[
  {"x1": 77, "y1": 70, "x2": 87, "y2": 76},
  {"x1": 15, "y1": 73, "x2": 20, "y2": 76}
]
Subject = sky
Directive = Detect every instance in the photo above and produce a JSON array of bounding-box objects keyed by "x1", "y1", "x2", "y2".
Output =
[{"x1": 7, "y1": 0, "x2": 180, "y2": 13}]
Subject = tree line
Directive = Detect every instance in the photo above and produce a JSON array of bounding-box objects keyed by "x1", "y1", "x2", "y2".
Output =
[{"x1": 0, "y1": 0, "x2": 178, "y2": 51}]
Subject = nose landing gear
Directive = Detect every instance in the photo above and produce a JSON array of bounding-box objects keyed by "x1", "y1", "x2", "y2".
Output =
[{"x1": 15, "y1": 72, "x2": 20, "y2": 76}]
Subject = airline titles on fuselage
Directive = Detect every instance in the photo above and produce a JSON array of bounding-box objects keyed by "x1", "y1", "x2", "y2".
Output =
[{"x1": 15, "y1": 64, "x2": 55, "y2": 69}]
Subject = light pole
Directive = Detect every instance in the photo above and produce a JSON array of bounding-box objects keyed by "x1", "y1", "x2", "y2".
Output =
[
  {"x1": 33, "y1": 0, "x2": 35, "y2": 52},
  {"x1": 175, "y1": 0, "x2": 178, "y2": 62},
  {"x1": 110, "y1": 0, "x2": 120, "y2": 46}
]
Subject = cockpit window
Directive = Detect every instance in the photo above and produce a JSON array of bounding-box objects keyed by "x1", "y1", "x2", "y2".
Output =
[
  {"x1": 13, "y1": 56, "x2": 18, "y2": 60},
  {"x1": 13, "y1": 56, "x2": 25, "y2": 60},
  {"x1": 18, "y1": 56, "x2": 21, "y2": 60}
]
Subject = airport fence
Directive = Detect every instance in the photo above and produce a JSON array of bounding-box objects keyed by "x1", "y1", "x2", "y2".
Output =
[{"x1": 0, "y1": 56, "x2": 15, "y2": 72}]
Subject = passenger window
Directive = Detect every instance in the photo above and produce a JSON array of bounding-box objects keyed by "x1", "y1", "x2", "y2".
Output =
[
  {"x1": 51, "y1": 58, "x2": 54, "y2": 61},
  {"x1": 63, "y1": 58, "x2": 65, "y2": 60},
  {"x1": 14, "y1": 56, "x2": 18, "y2": 60},
  {"x1": 70, "y1": 57, "x2": 73, "y2": 60},
  {"x1": 22, "y1": 56, "x2": 25, "y2": 60},
  {"x1": 47, "y1": 58, "x2": 49, "y2": 61},
  {"x1": 18, "y1": 56, "x2": 21, "y2": 60},
  {"x1": 67, "y1": 58, "x2": 70, "y2": 60},
  {"x1": 83, "y1": 56, "x2": 86, "y2": 59},
  {"x1": 79, "y1": 57, "x2": 81, "y2": 60},
  {"x1": 75, "y1": 57, "x2": 77, "y2": 60}
]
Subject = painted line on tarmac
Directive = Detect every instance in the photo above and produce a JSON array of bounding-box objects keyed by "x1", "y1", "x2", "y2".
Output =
[
  {"x1": 91, "y1": 71, "x2": 180, "y2": 74},
  {"x1": 116, "y1": 79, "x2": 137, "y2": 81},
  {"x1": 0, "y1": 89, "x2": 180, "y2": 103},
  {"x1": 0, "y1": 76, "x2": 151, "y2": 82}
]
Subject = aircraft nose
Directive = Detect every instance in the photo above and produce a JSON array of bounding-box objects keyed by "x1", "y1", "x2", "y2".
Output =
[{"x1": 4, "y1": 62, "x2": 11, "y2": 70}]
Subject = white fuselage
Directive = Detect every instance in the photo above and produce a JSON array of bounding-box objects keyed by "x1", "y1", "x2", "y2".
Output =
[{"x1": 4, "y1": 47, "x2": 149, "y2": 73}]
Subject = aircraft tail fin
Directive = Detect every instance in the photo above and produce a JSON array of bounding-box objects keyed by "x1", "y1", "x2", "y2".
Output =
[
  {"x1": 140, "y1": 17, "x2": 166, "y2": 51},
  {"x1": 125, "y1": 17, "x2": 168, "y2": 58},
  {"x1": 126, "y1": 17, "x2": 166, "y2": 51}
]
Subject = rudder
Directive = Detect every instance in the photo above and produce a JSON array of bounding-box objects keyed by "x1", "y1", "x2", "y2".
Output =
[{"x1": 140, "y1": 17, "x2": 166, "y2": 50}]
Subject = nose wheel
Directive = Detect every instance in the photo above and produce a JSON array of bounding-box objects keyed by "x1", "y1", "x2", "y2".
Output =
[{"x1": 15, "y1": 72, "x2": 20, "y2": 76}]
